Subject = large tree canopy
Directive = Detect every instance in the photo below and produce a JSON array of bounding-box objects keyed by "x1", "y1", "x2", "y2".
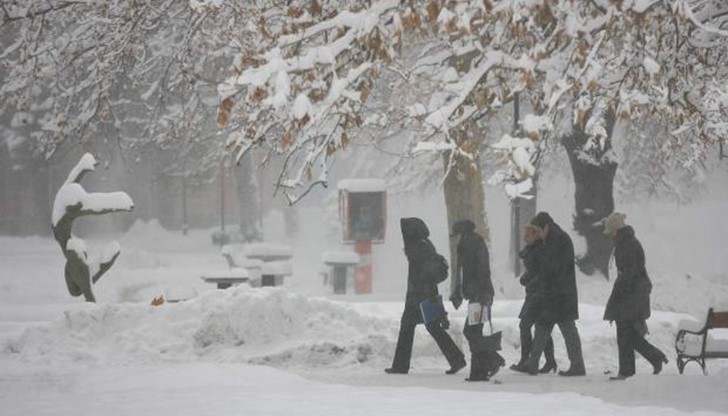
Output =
[
  {"x1": 218, "y1": 0, "x2": 727, "y2": 201},
  {"x1": 2, "y1": 0, "x2": 726, "y2": 201}
]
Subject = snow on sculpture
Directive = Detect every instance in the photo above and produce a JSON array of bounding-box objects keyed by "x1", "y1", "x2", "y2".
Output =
[{"x1": 52, "y1": 153, "x2": 134, "y2": 302}]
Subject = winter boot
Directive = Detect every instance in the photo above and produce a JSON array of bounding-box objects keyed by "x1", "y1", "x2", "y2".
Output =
[
  {"x1": 539, "y1": 360, "x2": 558, "y2": 374},
  {"x1": 465, "y1": 352, "x2": 490, "y2": 381},
  {"x1": 558, "y1": 365, "x2": 586, "y2": 377}
]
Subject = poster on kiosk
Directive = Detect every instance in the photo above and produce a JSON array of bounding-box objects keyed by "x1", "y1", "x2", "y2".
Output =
[{"x1": 338, "y1": 179, "x2": 386, "y2": 294}]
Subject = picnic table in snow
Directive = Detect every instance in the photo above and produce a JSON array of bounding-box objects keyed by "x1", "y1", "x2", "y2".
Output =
[
  {"x1": 205, "y1": 243, "x2": 293, "y2": 288},
  {"x1": 200, "y1": 268, "x2": 250, "y2": 290}
]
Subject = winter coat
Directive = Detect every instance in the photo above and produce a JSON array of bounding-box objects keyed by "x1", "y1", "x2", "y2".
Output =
[
  {"x1": 603, "y1": 226, "x2": 652, "y2": 322},
  {"x1": 401, "y1": 217, "x2": 440, "y2": 302},
  {"x1": 454, "y1": 220, "x2": 494, "y2": 303},
  {"x1": 457, "y1": 224, "x2": 495, "y2": 302},
  {"x1": 538, "y1": 222, "x2": 579, "y2": 323},
  {"x1": 518, "y1": 240, "x2": 545, "y2": 320}
]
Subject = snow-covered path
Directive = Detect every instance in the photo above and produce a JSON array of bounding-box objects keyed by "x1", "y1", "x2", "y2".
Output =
[{"x1": 1, "y1": 361, "x2": 726, "y2": 416}]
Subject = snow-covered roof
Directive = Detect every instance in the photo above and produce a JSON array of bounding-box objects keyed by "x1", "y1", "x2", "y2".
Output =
[
  {"x1": 243, "y1": 243, "x2": 293, "y2": 259},
  {"x1": 261, "y1": 261, "x2": 292, "y2": 276},
  {"x1": 201, "y1": 268, "x2": 251, "y2": 280},
  {"x1": 322, "y1": 251, "x2": 360, "y2": 265},
  {"x1": 337, "y1": 179, "x2": 386, "y2": 192}
]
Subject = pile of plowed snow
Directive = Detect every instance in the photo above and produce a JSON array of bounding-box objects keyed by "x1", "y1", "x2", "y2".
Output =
[
  {"x1": 3, "y1": 285, "x2": 701, "y2": 377},
  {"x1": 2, "y1": 287, "x2": 401, "y2": 370}
]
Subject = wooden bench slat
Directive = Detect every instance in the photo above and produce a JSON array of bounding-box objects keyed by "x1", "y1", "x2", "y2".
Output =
[
  {"x1": 712, "y1": 312, "x2": 728, "y2": 328},
  {"x1": 704, "y1": 351, "x2": 728, "y2": 358}
]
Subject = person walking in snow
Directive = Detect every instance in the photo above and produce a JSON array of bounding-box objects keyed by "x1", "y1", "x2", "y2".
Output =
[
  {"x1": 510, "y1": 224, "x2": 557, "y2": 374},
  {"x1": 385, "y1": 217, "x2": 466, "y2": 375},
  {"x1": 449, "y1": 219, "x2": 505, "y2": 381},
  {"x1": 602, "y1": 212, "x2": 668, "y2": 380},
  {"x1": 524, "y1": 212, "x2": 586, "y2": 376}
]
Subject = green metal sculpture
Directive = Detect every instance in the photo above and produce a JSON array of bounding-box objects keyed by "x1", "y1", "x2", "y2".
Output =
[{"x1": 52, "y1": 153, "x2": 134, "y2": 302}]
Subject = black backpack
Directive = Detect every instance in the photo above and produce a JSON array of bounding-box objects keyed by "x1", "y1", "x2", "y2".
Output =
[{"x1": 424, "y1": 252, "x2": 449, "y2": 284}]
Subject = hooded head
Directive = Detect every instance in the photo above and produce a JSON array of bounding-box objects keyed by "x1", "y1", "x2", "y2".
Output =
[
  {"x1": 602, "y1": 212, "x2": 627, "y2": 237},
  {"x1": 450, "y1": 219, "x2": 476, "y2": 237},
  {"x1": 530, "y1": 212, "x2": 554, "y2": 228},
  {"x1": 530, "y1": 212, "x2": 554, "y2": 239},
  {"x1": 400, "y1": 217, "x2": 430, "y2": 243}
]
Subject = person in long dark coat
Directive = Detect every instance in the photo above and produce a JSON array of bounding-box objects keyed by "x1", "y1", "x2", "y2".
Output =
[
  {"x1": 602, "y1": 212, "x2": 668, "y2": 380},
  {"x1": 510, "y1": 224, "x2": 557, "y2": 373},
  {"x1": 385, "y1": 217, "x2": 466, "y2": 375},
  {"x1": 450, "y1": 220, "x2": 504, "y2": 381},
  {"x1": 525, "y1": 212, "x2": 586, "y2": 376}
]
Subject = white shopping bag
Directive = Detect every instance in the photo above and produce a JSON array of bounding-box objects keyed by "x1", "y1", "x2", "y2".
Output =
[{"x1": 467, "y1": 302, "x2": 486, "y2": 325}]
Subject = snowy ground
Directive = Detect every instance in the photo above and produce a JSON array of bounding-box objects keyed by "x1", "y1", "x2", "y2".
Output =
[{"x1": 2, "y1": 184, "x2": 728, "y2": 416}]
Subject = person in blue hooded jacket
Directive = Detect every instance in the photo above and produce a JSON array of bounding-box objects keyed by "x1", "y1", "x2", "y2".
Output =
[{"x1": 385, "y1": 217, "x2": 466, "y2": 375}]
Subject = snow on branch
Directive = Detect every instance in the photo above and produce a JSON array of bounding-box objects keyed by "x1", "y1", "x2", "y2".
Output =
[
  {"x1": 424, "y1": 50, "x2": 509, "y2": 133},
  {"x1": 277, "y1": 0, "x2": 400, "y2": 48},
  {"x1": 676, "y1": 0, "x2": 728, "y2": 37}
]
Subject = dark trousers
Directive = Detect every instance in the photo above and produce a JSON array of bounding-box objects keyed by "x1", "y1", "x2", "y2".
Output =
[
  {"x1": 528, "y1": 320, "x2": 584, "y2": 373},
  {"x1": 391, "y1": 299, "x2": 465, "y2": 371},
  {"x1": 616, "y1": 320, "x2": 664, "y2": 376},
  {"x1": 519, "y1": 318, "x2": 554, "y2": 365},
  {"x1": 464, "y1": 314, "x2": 504, "y2": 378}
]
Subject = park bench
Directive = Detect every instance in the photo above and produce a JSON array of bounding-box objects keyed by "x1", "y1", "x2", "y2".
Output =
[{"x1": 675, "y1": 308, "x2": 728, "y2": 374}]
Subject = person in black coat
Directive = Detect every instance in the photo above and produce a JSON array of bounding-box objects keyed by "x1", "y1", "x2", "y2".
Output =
[
  {"x1": 525, "y1": 212, "x2": 586, "y2": 376},
  {"x1": 385, "y1": 217, "x2": 466, "y2": 375},
  {"x1": 510, "y1": 224, "x2": 557, "y2": 373},
  {"x1": 450, "y1": 220, "x2": 504, "y2": 381},
  {"x1": 602, "y1": 212, "x2": 668, "y2": 380}
]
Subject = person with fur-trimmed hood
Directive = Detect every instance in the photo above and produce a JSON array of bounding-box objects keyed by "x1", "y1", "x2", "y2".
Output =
[
  {"x1": 385, "y1": 217, "x2": 466, "y2": 375},
  {"x1": 450, "y1": 219, "x2": 504, "y2": 381},
  {"x1": 602, "y1": 212, "x2": 668, "y2": 380}
]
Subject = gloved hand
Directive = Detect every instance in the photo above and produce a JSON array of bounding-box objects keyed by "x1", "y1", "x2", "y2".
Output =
[
  {"x1": 450, "y1": 292, "x2": 463, "y2": 310},
  {"x1": 480, "y1": 293, "x2": 493, "y2": 307},
  {"x1": 439, "y1": 316, "x2": 450, "y2": 330}
]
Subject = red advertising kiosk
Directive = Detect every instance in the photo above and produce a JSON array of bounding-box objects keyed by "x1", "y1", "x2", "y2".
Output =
[{"x1": 338, "y1": 179, "x2": 386, "y2": 294}]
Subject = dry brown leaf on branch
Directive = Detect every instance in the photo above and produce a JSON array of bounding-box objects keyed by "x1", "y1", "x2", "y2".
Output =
[
  {"x1": 282, "y1": 129, "x2": 295, "y2": 149},
  {"x1": 252, "y1": 87, "x2": 268, "y2": 102},
  {"x1": 310, "y1": 0, "x2": 322, "y2": 16},
  {"x1": 287, "y1": 7, "x2": 304, "y2": 18},
  {"x1": 217, "y1": 97, "x2": 234, "y2": 126},
  {"x1": 326, "y1": 140, "x2": 337, "y2": 156},
  {"x1": 151, "y1": 295, "x2": 165, "y2": 306},
  {"x1": 426, "y1": 1, "x2": 440, "y2": 22}
]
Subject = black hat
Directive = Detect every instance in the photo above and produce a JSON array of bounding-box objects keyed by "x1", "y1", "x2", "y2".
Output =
[
  {"x1": 450, "y1": 219, "x2": 475, "y2": 237},
  {"x1": 530, "y1": 212, "x2": 554, "y2": 228}
]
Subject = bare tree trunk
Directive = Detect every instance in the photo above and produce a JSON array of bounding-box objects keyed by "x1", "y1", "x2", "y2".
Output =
[
  {"x1": 443, "y1": 130, "x2": 489, "y2": 296},
  {"x1": 235, "y1": 152, "x2": 262, "y2": 242},
  {"x1": 563, "y1": 117, "x2": 618, "y2": 279}
]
